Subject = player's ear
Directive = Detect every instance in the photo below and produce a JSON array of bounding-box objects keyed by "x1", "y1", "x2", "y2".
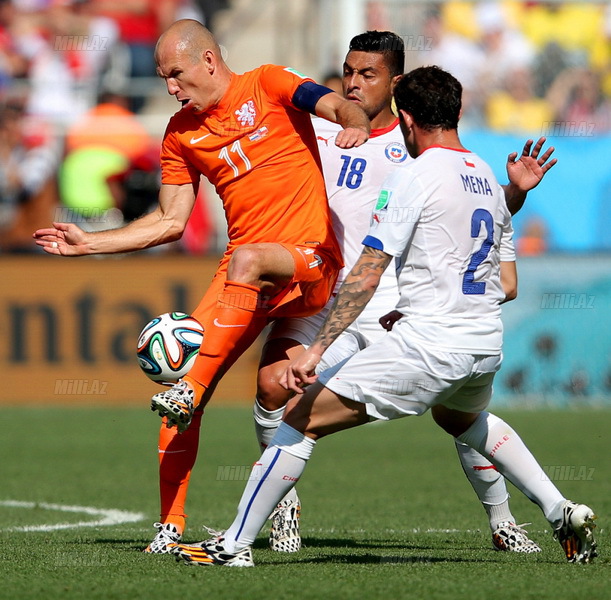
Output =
[
  {"x1": 203, "y1": 48, "x2": 216, "y2": 71},
  {"x1": 399, "y1": 109, "x2": 413, "y2": 129}
]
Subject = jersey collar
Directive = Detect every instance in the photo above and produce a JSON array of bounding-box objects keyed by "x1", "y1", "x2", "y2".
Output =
[
  {"x1": 370, "y1": 118, "x2": 400, "y2": 139},
  {"x1": 421, "y1": 144, "x2": 471, "y2": 154}
]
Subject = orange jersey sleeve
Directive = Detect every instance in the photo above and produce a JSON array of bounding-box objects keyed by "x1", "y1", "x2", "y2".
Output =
[{"x1": 160, "y1": 65, "x2": 340, "y2": 263}]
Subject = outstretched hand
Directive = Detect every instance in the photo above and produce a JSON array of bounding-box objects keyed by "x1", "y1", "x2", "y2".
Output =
[
  {"x1": 506, "y1": 137, "x2": 557, "y2": 193},
  {"x1": 33, "y1": 222, "x2": 89, "y2": 256}
]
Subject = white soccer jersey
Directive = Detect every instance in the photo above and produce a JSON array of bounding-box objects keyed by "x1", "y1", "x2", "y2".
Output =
[
  {"x1": 314, "y1": 117, "x2": 409, "y2": 293},
  {"x1": 268, "y1": 119, "x2": 408, "y2": 350},
  {"x1": 365, "y1": 146, "x2": 515, "y2": 355}
]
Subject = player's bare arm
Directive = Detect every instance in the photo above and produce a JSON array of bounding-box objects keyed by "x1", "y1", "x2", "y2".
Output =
[
  {"x1": 33, "y1": 182, "x2": 198, "y2": 256},
  {"x1": 502, "y1": 137, "x2": 557, "y2": 215},
  {"x1": 500, "y1": 261, "x2": 518, "y2": 303},
  {"x1": 281, "y1": 246, "x2": 391, "y2": 393},
  {"x1": 314, "y1": 91, "x2": 370, "y2": 148}
]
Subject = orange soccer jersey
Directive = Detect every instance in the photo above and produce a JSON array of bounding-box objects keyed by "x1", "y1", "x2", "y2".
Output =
[{"x1": 161, "y1": 64, "x2": 341, "y2": 261}]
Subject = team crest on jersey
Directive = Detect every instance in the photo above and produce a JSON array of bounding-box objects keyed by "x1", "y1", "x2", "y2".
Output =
[
  {"x1": 385, "y1": 142, "x2": 408, "y2": 163},
  {"x1": 235, "y1": 100, "x2": 256, "y2": 127}
]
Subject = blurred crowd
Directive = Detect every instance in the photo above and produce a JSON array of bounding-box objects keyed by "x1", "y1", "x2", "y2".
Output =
[
  {"x1": 0, "y1": 0, "x2": 609, "y2": 254},
  {"x1": 0, "y1": 0, "x2": 225, "y2": 252},
  {"x1": 409, "y1": 1, "x2": 611, "y2": 134}
]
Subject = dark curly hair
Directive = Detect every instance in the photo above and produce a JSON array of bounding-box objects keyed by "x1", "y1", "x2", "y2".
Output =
[
  {"x1": 393, "y1": 66, "x2": 462, "y2": 131},
  {"x1": 348, "y1": 31, "x2": 405, "y2": 78}
]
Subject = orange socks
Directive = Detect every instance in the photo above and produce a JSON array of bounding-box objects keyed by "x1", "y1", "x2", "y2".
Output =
[
  {"x1": 186, "y1": 280, "x2": 264, "y2": 396},
  {"x1": 158, "y1": 411, "x2": 203, "y2": 533},
  {"x1": 158, "y1": 281, "x2": 267, "y2": 531}
]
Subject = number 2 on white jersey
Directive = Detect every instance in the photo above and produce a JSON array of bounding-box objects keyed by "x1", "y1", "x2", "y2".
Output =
[
  {"x1": 462, "y1": 209, "x2": 494, "y2": 295},
  {"x1": 219, "y1": 140, "x2": 252, "y2": 177}
]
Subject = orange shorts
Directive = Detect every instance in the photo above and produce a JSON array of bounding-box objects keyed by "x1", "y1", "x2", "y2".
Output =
[
  {"x1": 269, "y1": 243, "x2": 340, "y2": 318},
  {"x1": 191, "y1": 243, "x2": 340, "y2": 327}
]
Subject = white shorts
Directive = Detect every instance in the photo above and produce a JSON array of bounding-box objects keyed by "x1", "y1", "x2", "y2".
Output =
[
  {"x1": 266, "y1": 285, "x2": 398, "y2": 368},
  {"x1": 266, "y1": 298, "x2": 333, "y2": 348},
  {"x1": 319, "y1": 322, "x2": 502, "y2": 421}
]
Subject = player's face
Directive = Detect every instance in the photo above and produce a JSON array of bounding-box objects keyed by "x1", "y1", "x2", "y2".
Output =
[
  {"x1": 156, "y1": 44, "x2": 217, "y2": 113},
  {"x1": 342, "y1": 51, "x2": 394, "y2": 126}
]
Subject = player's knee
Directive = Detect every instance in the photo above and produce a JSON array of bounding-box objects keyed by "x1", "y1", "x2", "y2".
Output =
[
  {"x1": 256, "y1": 377, "x2": 292, "y2": 411},
  {"x1": 432, "y1": 404, "x2": 478, "y2": 438},
  {"x1": 227, "y1": 245, "x2": 264, "y2": 283}
]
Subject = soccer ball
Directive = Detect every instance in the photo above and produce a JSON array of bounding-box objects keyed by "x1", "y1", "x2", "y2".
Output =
[{"x1": 136, "y1": 312, "x2": 203, "y2": 384}]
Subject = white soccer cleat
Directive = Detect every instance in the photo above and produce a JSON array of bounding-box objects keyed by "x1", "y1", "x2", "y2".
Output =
[
  {"x1": 171, "y1": 537, "x2": 254, "y2": 567},
  {"x1": 151, "y1": 380, "x2": 195, "y2": 433},
  {"x1": 143, "y1": 522, "x2": 182, "y2": 554},
  {"x1": 492, "y1": 522, "x2": 541, "y2": 553},
  {"x1": 269, "y1": 494, "x2": 301, "y2": 553},
  {"x1": 554, "y1": 500, "x2": 598, "y2": 563}
]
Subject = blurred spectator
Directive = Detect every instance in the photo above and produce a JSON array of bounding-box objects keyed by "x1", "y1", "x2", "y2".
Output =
[
  {"x1": 0, "y1": 0, "x2": 30, "y2": 90},
  {"x1": 547, "y1": 67, "x2": 611, "y2": 134},
  {"x1": 564, "y1": 368, "x2": 590, "y2": 397},
  {"x1": 93, "y1": 0, "x2": 179, "y2": 112},
  {"x1": 474, "y1": 2, "x2": 535, "y2": 94},
  {"x1": 516, "y1": 216, "x2": 548, "y2": 257},
  {"x1": 25, "y1": 0, "x2": 119, "y2": 126},
  {"x1": 321, "y1": 71, "x2": 342, "y2": 95},
  {"x1": 60, "y1": 92, "x2": 158, "y2": 227},
  {"x1": 0, "y1": 101, "x2": 61, "y2": 252},
  {"x1": 505, "y1": 367, "x2": 527, "y2": 395},
  {"x1": 418, "y1": 8, "x2": 485, "y2": 128},
  {"x1": 419, "y1": 7, "x2": 482, "y2": 93},
  {"x1": 486, "y1": 66, "x2": 555, "y2": 134},
  {"x1": 190, "y1": 0, "x2": 227, "y2": 32},
  {"x1": 520, "y1": 2, "x2": 605, "y2": 69}
]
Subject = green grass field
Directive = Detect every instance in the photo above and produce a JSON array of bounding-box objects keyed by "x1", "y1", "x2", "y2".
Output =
[{"x1": 0, "y1": 405, "x2": 608, "y2": 600}]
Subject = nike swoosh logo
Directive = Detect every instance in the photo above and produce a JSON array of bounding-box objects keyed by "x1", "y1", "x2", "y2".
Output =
[
  {"x1": 158, "y1": 449, "x2": 187, "y2": 454},
  {"x1": 213, "y1": 318, "x2": 247, "y2": 328},
  {"x1": 190, "y1": 134, "x2": 211, "y2": 144}
]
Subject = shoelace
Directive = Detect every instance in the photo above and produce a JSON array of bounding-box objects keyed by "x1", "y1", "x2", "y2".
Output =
[{"x1": 202, "y1": 524, "x2": 225, "y2": 539}]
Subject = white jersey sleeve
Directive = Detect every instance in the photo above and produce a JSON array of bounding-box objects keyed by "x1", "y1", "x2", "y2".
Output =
[
  {"x1": 499, "y1": 200, "x2": 516, "y2": 262},
  {"x1": 365, "y1": 147, "x2": 512, "y2": 355}
]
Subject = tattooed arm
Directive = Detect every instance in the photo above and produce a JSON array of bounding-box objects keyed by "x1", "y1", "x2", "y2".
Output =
[{"x1": 280, "y1": 246, "x2": 393, "y2": 394}]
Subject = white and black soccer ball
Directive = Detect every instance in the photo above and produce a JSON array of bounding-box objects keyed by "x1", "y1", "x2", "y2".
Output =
[{"x1": 136, "y1": 312, "x2": 203, "y2": 384}]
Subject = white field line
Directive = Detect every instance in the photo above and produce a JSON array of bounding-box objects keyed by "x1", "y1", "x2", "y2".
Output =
[{"x1": 0, "y1": 500, "x2": 145, "y2": 532}]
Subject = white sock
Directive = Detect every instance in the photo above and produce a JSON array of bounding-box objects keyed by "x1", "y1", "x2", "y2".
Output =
[
  {"x1": 253, "y1": 399, "x2": 285, "y2": 451},
  {"x1": 224, "y1": 423, "x2": 315, "y2": 552},
  {"x1": 455, "y1": 440, "x2": 515, "y2": 530},
  {"x1": 457, "y1": 412, "x2": 565, "y2": 525},
  {"x1": 253, "y1": 399, "x2": 298, "y2": 506}
]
